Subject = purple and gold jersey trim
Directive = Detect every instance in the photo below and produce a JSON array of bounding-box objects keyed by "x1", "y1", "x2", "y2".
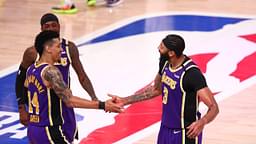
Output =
[
  {"x1": 64, "y1": 39, "x2": 72, "y2": 64},
  {"x1": 45, "y1": 127, "x2": 54, "y2": 144},
  {"x1": 58, "y1": 126, "x2": 69, "y2": 143},
  {"x1": 161, "y1": 58, "x2": 199, "y2": 129},
  {"x1": 47, "y1": 89, "x2": 53, "y2": 126}
]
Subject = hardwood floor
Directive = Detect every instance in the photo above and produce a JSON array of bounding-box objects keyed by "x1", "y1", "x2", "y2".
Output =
[
  {"x1": 0, "y1": 0, "x2": 255, "y2": 143},
  {"x1": 1, "y1": 0, "x2": 256, "y2": 69}
]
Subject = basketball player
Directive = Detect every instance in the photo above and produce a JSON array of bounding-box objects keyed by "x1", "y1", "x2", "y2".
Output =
[
  {"x1": 109, "y1": 34, "x2": 219, "y2": 144},
  {"x1": 15, "y1": 13, "x2": 98, "y2": 142},
  {"x1": 25, "y1": 30, "x2": 122, "y2": 144},
  {"x1": 52, "y1": 0, "x2": 123, "y2": 14}
]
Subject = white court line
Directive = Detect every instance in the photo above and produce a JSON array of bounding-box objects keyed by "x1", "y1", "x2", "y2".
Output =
[
  {"x1": 0, "y1": 64, "x2": 19, "y2": 78},
  {"x1": 0, "y1": 12, "x2": 253, "y2": 78},
  {"x1": 114, "y1": 75, "x2": 256, "y2": 144}
]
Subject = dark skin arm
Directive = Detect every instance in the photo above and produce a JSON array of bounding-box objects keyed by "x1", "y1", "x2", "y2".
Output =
[
  {"x1": 43, "y1": 65, "x2": 122, "y2": 112},
  {"x1": 68, "y1": 41, "x2": 98, "y2": 101},
  {"x1": 186, "y1": 87, "x2": 219, "y2": 139},
  {"x1": 17, "y1": 46, "x2": 37, "y2": 126},
  {"x1": 109, "y1": 74, "x2": 162, "y2": 105}
]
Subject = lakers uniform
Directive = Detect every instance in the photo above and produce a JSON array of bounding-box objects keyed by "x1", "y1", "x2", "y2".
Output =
[
  {"x1": 55, "y1": 38, "x2": 78, "y2": 143},
  {"x1": 26, "y1": 63, "x2": 69, "y2": 144},
  {"x1": 158, "y1": 57, "x2": 206, "y2": 144},
  {"x1": 26, "y1": 38, "x2": 77, "y2": 143}
]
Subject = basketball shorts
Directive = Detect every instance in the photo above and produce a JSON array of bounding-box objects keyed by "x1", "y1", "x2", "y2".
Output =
[
  {"x1": 157, "y1": 124, "x2": 202, "y2": 144},
  {"x1": 28, "y1": 124, "x2": 70, "y2": 144}
]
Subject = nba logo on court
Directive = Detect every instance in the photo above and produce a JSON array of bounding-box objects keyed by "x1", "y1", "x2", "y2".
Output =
[{"x1": 0, "y1": 13, "x2": 255, "y2": 144}]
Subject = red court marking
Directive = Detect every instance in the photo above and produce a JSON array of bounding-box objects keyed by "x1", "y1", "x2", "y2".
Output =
[
  {"x1": 189, "y1": 53, "x2": 218, "y2": 73},
  {"x1": 240, "y1": 33, "x2": 256, "y2": 43},
  {"x1": 80, "y1": 53, "x2": 218, "y2": 144},
  {"x1": 230, "y1": 52, "x2": 256, "y2": 82},
  {"x1": 80, "y1": 84, "x2": 162, "y2": 144}
]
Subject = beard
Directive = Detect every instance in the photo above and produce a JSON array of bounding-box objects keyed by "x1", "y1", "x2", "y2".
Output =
[{"x1": 160, "y1": 52, "x2": 169, "y2": 62}]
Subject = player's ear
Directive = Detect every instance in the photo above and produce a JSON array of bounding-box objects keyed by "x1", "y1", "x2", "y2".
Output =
[
  {"x1": 168, "y1": 50, "x2": 175, "y2": 57},
  {"x1": 45, "y1": 45, "x2": 51, "y2": 54}
]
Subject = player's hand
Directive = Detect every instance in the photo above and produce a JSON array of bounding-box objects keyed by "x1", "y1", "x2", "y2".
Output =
[
  {"x1": 108, "y1": 94, "x2": 126, "y2": 105},
  {"x1": 186, "y1": 118, "x2": 206, "y2": 139},
  {"x1": 18, "y1": 105, "x2": 29, "y2": 126},
  {"x1": 104, "y1": 99, "x2": 124, "y2": 113}
]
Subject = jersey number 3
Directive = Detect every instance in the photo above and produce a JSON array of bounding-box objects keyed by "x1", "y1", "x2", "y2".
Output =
[{"x1": 162, "y1": 86, "x2": 168, "y2": 104}]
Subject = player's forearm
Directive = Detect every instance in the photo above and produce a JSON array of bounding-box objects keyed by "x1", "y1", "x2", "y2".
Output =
[
  {"x1": 79, "y1": 76, "x2": 97, "y2": 100},
  {"x1": 67, "y1": 96, "x2": 100, "y2": 109},
  {"x1": 123, "y1": 87, "x2": 161, "y2": 105},
  {"x1": 201, "y1": 103, "x2": 219, "y2": 124},
  {"x1": 56, "y1": 88, "x2": 100, "y2": 109}
]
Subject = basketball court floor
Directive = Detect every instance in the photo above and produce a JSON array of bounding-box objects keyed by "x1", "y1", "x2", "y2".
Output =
[{"x1": 0, "y1": 0, "x2": 255, "y2": 144}]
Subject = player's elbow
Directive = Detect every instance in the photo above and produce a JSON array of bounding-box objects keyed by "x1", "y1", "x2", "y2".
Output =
[
  {"x1": 157, "y1": 90, "x2": 162, "y2": 96},
  {"x1": 78, "y1": 73, "x2": 92, "y2": 85},
  {"x1": 154, "y1": 89, "x2": 162, "y2": 96},
  {"x1": 64, "y1": 97, "x2": 75, "y2": 108},
  {"x1": 211, "y1": 102, "x2": 219, "y2": 117},
  {"x1": 66, "y1": 102, "x2": 74, "y2": 108},
  {"x1": 64, "y1": 101, "x2": 74, "y2": 108},
  {"x1": 78, "y1": 74, "x2": 84, "y2": 81},
  {"x1": 215, "y1": 103, "x2": 219, "y2": 115}
]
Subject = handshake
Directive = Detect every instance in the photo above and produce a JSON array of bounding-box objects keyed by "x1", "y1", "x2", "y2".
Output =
[{"x1": 99, "y1": 94, "x2": 126, "y2": 113}]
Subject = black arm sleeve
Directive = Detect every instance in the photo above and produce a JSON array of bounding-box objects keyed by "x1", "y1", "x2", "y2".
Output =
[
  {"x1": 15, "y1": 65, "x2": 28, "y2": 105},
  {"x1": 183, "y1": 67, "x2": 207, "y2": 92}
]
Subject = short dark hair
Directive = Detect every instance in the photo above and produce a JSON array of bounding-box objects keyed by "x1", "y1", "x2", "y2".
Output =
[
  {"x1": 162, "y1": 34, "x2": 185, "y2": 57},
  {"x1": 34, "y1": 31, "x2": 59, "y2": 56},
  {"x1": 40, "y1": 13, "x2": 59, "y2": 26}
]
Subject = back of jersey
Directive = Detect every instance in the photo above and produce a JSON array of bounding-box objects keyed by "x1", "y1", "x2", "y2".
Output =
[{"x1": 25, "y1": 63, "x2": 63, "y2": 127}]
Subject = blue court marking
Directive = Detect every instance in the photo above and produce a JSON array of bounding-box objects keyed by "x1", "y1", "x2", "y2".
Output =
[
  {"x1": 77, "y1": 15, "x2": 247, "y2": 46},
  {"x1": 0, "y1": 119, "x2": 28, "y2": 144},
  {"x1": 0, "y1": 73, "x2": 17, "y2": 112},
  {"x1": 0, "y1": 14, "x2": 248, "y2": 143}
]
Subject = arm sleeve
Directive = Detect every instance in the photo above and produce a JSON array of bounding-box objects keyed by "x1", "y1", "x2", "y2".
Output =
[
  {"x1": 15, "y1": 65, "x2": 28, "y2": 105},
  {"x1": 183, "y1": 67, "x2": 207, "y2": 92}
]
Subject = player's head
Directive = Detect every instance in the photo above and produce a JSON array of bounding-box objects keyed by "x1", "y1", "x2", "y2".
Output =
[
  {"x1": 159, "y1": 34, "x2": 185, "y2": 59},
  {"x1": 35, "y1": 31, "x2": 61, "y2": 61},
  {"x1": 40, "y1": 13, "x2": 60, "y2": 34}
]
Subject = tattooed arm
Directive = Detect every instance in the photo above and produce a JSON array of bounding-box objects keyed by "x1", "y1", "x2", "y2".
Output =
[
  {"x1": 109, "y1": 74, "x2": 162, "y2": 105},
  {"x1": 42, "y1": 65, "x2": 123, "y2": 112}
]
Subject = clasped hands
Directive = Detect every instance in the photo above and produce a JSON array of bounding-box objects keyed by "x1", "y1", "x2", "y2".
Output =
[{"x1": 103, "y1": 94, "x2": 125, "y2": 113}]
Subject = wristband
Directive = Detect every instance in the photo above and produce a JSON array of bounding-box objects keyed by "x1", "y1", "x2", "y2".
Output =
[{"x1": 98, "y1": 101, "x2": 105, "y2": 110}]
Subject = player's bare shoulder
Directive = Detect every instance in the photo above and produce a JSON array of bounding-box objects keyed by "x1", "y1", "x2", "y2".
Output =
[
  {"x1": 21, "y1": 46, "x2": 38, "y2": 68},
  {"x1": 42, "y1": 65, "x2": 71, "y2": 101},
  {"x1": 67, "y1": 41, "x2": 77, "y2": 49},
  {"x1": 68, "y1": 41, "x2": 78, "y2": 55},
  {"x1": 67, "y1": 41, "x2": 78, "y2": 55},
  {"x1": 42, "y1": 65, "x2": 61, "y2": 82},
  {"x1": 67, "y1": 40, "x2": 80, "y2": 62},
  {"x1": 42, "y1": 65, "x2": 66, "y2": 88}
]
